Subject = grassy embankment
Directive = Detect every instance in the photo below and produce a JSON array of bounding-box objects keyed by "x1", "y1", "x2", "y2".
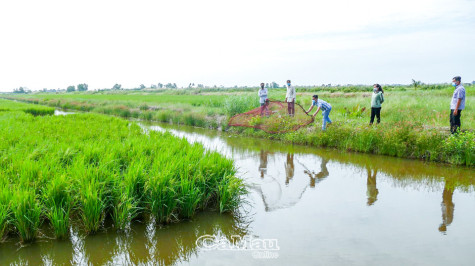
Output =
[
  {"x1": 0, "y1": 98, "x2": 55, "y2": 116},
  {"x1": 3, "y1": 85, "x2": 474, "y2": 166},
  {"x1": 0, "y1": 101, "x2": 245, "y2": 243}
]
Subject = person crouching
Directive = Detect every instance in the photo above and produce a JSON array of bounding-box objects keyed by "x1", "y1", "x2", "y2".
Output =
[{"x1": 306, "y1": 95, "x2": 332, "y2": 130}]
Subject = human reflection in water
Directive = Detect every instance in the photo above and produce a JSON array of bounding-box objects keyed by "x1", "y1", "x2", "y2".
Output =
[
  {"x1": 259, "y1": 150, "x2": 269, "y2": 178},
  {"x1": 366, "y1": 166, "x2": 379, "y2": 206},
  {"x1": 304, "y1": 158, "x2": 329, "y2": 188},
  {"x1": 285, "y1": 153, "x2": 294, "y2": 184},
  {"x1": 439, "y1": 182, "x2": 455, "y2": 233}
]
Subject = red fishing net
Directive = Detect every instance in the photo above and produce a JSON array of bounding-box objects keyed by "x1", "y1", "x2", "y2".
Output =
[{"x1": 228, "y1": 100, "x2": 314, "y2": 133}]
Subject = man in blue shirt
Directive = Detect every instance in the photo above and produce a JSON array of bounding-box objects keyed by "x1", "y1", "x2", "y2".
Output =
[
  {"x1": 450, "y1": 76, "x2": 466, "y2": 134},
  {"x1": 305, "y1": 95, "x2": 332, "y2": 130}
]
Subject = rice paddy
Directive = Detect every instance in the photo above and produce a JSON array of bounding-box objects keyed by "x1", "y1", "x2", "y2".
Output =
[
  {"x1": 0, "y1": 98, "x2": 54, "y2": 116},
  {"x1": 0, "y1": 102, "x2": 245, "y2": 243}
]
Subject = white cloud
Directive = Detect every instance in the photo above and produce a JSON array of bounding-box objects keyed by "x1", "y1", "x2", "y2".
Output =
[{"x1": 0, "y1": 0, "x2": 474, "y2": 91}]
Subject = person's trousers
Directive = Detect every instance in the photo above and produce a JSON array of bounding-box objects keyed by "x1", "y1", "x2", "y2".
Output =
[
  {"x1": 260, "y1": 103, "x2": 268, "y2": 115},
  {"x1": 287, "y1": 101, "x2": 295, "y2": 116},
  {"x1": 322, "y1": 108, "x2": 332, "y2": 130},
  {"x1": 370, "y1": 107, "x2": 381, "y2": 124},
  {"x1": 450, "y1": 109, "x2": 462, "y2": 134}
]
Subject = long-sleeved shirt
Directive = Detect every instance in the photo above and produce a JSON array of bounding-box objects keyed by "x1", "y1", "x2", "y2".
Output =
[
  {"x1": 286, "y1": 85, "x2": 296, "y2": 102},
  {"x1": 258, "y1": 88, "x2": 268, "y2": 104},
  {"x1": 312, "y1": 99, "x2": 331, "y2": 111},
  {"x1": 371, "y1": 92, "x2": 384, "y2": 108}
]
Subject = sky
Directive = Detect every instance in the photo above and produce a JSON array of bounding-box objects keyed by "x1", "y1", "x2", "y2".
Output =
[{"x1": 0, "y1": 0, "x2": 474, "y2": 91}]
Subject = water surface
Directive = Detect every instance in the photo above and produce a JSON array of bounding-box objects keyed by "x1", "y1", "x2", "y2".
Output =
[{"x1": 1, "y1": 122, "x2": 474, "y2": 266}]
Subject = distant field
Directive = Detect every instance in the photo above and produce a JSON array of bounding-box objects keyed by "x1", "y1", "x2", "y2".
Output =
[
  {"x1": 3, "y1": 86, "x2": 473, "y2": 166},
  {"x1": 0, "y1": 98, "x2": 54, "y2": 115},
  {"x1": 4, "y1": 85, "x2": 474, "y2": 129}
]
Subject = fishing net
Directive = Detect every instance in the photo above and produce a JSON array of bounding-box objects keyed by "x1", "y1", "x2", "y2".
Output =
[{"x1": 228, "y1": 100, "x2": 314, "y2": 133}]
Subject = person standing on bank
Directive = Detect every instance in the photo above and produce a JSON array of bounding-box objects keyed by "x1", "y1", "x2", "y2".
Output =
[
  {"x1": 258, "y1": 83, "x2": 269, "y2": 116},
  {"x1": 370, "y1": 84, "x2": 384, "y2": 125},
  {"x1": 306, "y1": 95, "x2": 332, "y2": 130},
  {"x1": 285, "y1": 80, "x2": 296, "y2": 116},
  {"x1": 450, "y1": 76, "x2": 466, "y2": 134}
]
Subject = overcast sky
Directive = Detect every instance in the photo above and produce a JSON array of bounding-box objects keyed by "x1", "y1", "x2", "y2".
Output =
[{"x1": 0, "y1": 0, "x2": 474, "y2": 91}]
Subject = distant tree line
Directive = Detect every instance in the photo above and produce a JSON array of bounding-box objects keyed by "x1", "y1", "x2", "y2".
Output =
[
  {"x1": 65, "y1": 83, "x2": 89, "y2": 92},
  {"x1": 13, "y1": 87, "x2": 28, "y2": 93}
]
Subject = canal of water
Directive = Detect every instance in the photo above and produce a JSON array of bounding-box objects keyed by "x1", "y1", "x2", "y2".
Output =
[{"x1": 1, "y1": 121, "x2": 474, "y2": 265}]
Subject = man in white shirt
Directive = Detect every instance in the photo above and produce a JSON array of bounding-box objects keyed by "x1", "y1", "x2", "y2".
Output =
[
  {"x1": 258, "y1": 83, "x2": 269, "y2": 116},
  {"x1": 285, "y1": 80, "x2": 296, "y2": 116}
]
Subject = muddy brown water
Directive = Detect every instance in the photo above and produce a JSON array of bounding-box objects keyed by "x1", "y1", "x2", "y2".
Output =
[{"x1": 1, "y1": 121, "x2": 474, "y2": 266}]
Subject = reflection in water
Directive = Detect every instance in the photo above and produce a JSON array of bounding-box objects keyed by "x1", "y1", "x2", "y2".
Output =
[
  {"x1": 2, "y1": 122, "x2": 475, "y2": 265},
  {"x1": 302, "y1": 158, "x2": 329, "y2": 188},
  {"x1": 366, "y1": 167, "x2": 379, "y2": 206},
  {"x1": 54, "y1": 110, "x2": 75, "y2": 116},
  {"x1": 255, "y1": 154, "x2": 331, "y2": 212},
  {"x1": 439, "y1": 182, "x2": 455, "y2": 234},
  {"x1": 258, "y1": 150, "x2": 268, "y2": 178},
  {"x1": 285, "y1": 153, "x2": 294, "y2": 184},
  {"x1": 71, "y1": 227, "x2": 87, "y2": 265},
  {"x1": 0, "y1": 213, "x2": 249, "y2": 265}
]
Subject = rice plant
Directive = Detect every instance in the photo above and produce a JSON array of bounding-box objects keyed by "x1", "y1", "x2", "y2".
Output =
[
  {"x1": 42, "y1": 175, "x2": 71, "y2": 239},
  {"x1": 218, "y1": 175, "x2": 246, "y2": 213},
  {"x1": 111, "y1": 183, "x2": 140, "y2": 231},
  {"x1": 0, "y1": 182, "x2": 11, "y2": 240},
  {"x1": 11, "y1": 189, "x2": 42, "y2": 243},
  {"x1": 78, "y1": 177, "x2": 106, "y2": 234},
  {"x1": 177, "y1": 176, "x2": 203, "y2": 219},
  {"x1": 146, "y1": 166, "x2": 179, "y2": 223}
]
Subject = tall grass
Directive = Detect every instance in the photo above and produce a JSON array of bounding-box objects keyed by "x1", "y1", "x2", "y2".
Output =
[
  {"x1": 444, "y1": 131, "x2": 475, "y2": 166},
  {"x1": 223, "y1": 95, "x2": 258, "y2": 116},
  {"x1": 233, "y1": 120, "x2": 475, "y2": 166}
]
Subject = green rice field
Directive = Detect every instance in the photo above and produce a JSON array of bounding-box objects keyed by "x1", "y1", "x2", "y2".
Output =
[{"x1": 0, "y1": 101, "x2": 244, "y2": 243}]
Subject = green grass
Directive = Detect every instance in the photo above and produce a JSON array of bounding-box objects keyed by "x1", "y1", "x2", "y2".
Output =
[
  {"x1": 3, "y1": 84, "x2": 474, "y2": 165},
  {"x1": 4, "y1": 85, "x2": 474, "y2": 129},
  {"x1": 0, "y1": 101, "x2": 245, "y2": 243},
  {"x1": 0, "y1": 98, "x2": 54, "y2": 116}
]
